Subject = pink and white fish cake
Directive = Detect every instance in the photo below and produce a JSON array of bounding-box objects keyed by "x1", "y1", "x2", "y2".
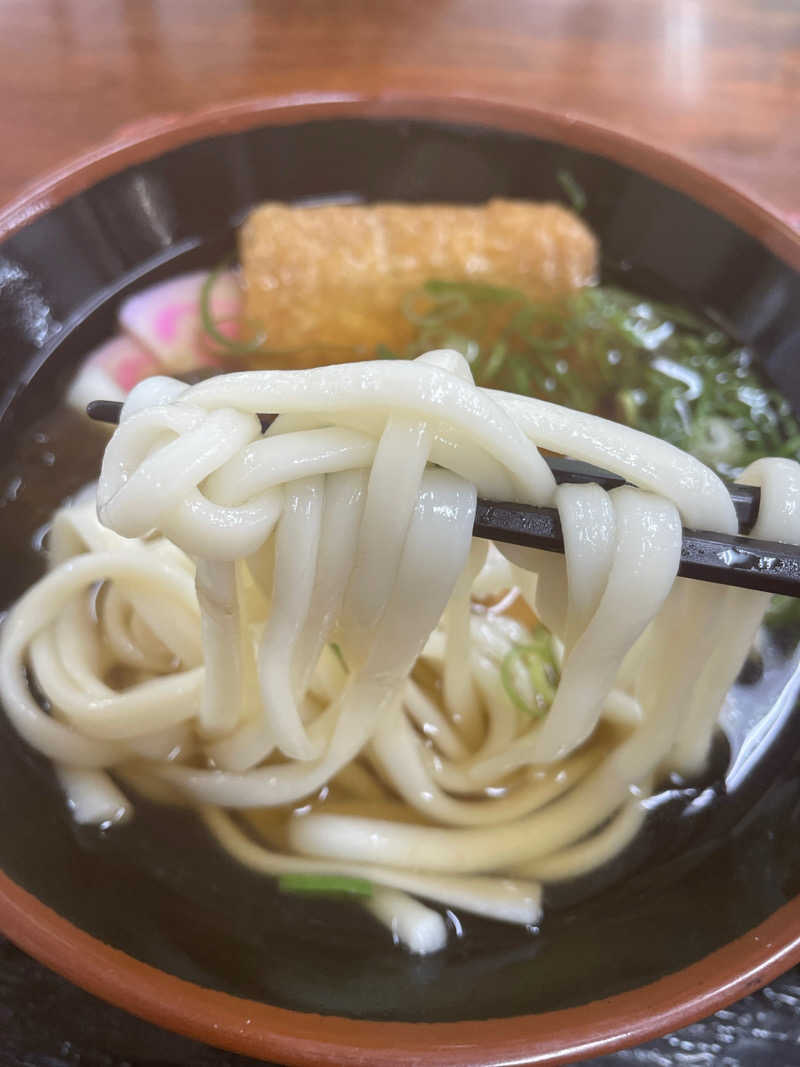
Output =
[
  {"x1": 118, "y1": 270, "x2": 241, "y2": 372},
  {"x1": 67, "y1": 335, "x2": 160, "y2": 413}
]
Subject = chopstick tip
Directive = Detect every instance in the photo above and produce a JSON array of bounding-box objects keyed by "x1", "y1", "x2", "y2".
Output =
[{"x1": 87, "y1": 400, "x2": 123, "y2": 425}]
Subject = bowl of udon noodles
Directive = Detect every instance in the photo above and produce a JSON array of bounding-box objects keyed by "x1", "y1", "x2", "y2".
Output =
[{"x1": 0, "y1": 94, "x2": 799, "y2": 1066}]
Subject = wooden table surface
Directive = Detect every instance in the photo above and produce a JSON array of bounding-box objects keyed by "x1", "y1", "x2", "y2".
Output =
[{"x1": 0, "y1": 0, "x2": 798, "y2": 227}]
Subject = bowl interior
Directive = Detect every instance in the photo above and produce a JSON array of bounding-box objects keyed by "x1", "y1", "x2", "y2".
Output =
[{"x1": 1, "y1": 116, "x2": 800, "y2": 1024}]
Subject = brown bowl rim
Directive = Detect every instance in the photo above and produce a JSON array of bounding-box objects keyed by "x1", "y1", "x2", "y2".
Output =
[
  {"x1": 0, "y1": 91, "x2": 798, "y2": 268},
  {"x1": 1, "y1": 92, "x2": 799, "y2": 1066}
]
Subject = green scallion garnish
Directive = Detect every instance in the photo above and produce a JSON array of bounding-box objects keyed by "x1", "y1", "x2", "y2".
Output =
[
  {"x1": 376, "y1": 275, "x2": 800, "y2": 629},
  {"x1": 500, "y1": 633, "x2": 558, "y2": 719},
  {"x1": 330, "y1": 642, "x2": 348, "y2": 671},
  {"x1": 378, "y1": 279, "x2": 800, "y2": 483},
  {"x1": 278, "y1": 874, "x2": 373, "y2": 898},
  {"x1": 556, "y1": 169, "x2": 587, "y2": 213},
  {"x1": 200, "y1": 260, "x2": 266, "y2": 356}
]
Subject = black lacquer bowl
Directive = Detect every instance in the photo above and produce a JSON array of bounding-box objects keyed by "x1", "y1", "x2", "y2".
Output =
[{"x1": 0, "y1": 96, "x2": 799, "y2": 1067}]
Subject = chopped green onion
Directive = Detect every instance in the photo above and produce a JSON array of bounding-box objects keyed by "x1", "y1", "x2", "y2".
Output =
[
  {"x1": 556, "y1": 169, "x2": 587, "y2": 213},
  {"x1": 278, "y1": 874, "x2": 373, "y2": 898},
  {"x1": 616, "y1": 389, "x2": 641, "y2": 427},
  {"x1": 500, "y1": 635, "x2": 557, "y2": 719},
  {"x1": 511, "y1": 360, "x2": 533, "y2": 395},
  {"x1": 424, "y1": 279, "x2": 522, "y2": 304},
  {"x1": 482, "y1": 342, "x2": 508, "y2": 381},
  {"x1": 382, "y1": 277, "x2": 800, "y2": 486},
  {"x1": 765, "y1": 595, "x2": 800, "y2": 633},
  {"x1": 686, "y1": 415, "x2": 743, "y2": 467},
  {"x1": 330, "y1": 642, "x2": 348, "y2": 671},
  {"x1": 379, "y1": 273, "x2": 800, "y2": 633},
  {"x1": 200, "y1": 260, "x2": 266, "y2": 356}
]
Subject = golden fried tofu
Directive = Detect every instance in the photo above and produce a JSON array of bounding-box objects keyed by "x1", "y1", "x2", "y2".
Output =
[{"x1": 239, "y1": 199, "x2": 597, "y2": 356}]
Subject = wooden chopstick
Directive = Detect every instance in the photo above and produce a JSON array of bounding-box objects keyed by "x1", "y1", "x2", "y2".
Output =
[{"x1": 87, "y1": 400, "x2": 797, "y2": 599}]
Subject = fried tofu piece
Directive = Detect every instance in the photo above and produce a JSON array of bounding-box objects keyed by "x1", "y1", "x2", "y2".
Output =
[{"x1": 238, "y1": 199, "x2": 597, "y2": 355}]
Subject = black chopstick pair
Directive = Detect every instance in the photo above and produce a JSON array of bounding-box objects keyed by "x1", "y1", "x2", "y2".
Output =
[{"x1": 87, "y1": 399, "x2": 800, "y2": 599}]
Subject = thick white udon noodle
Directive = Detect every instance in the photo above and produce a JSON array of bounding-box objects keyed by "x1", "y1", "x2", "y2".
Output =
[{"x1": 2, "y1": 350, "x2": 799, "y2": 954}]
